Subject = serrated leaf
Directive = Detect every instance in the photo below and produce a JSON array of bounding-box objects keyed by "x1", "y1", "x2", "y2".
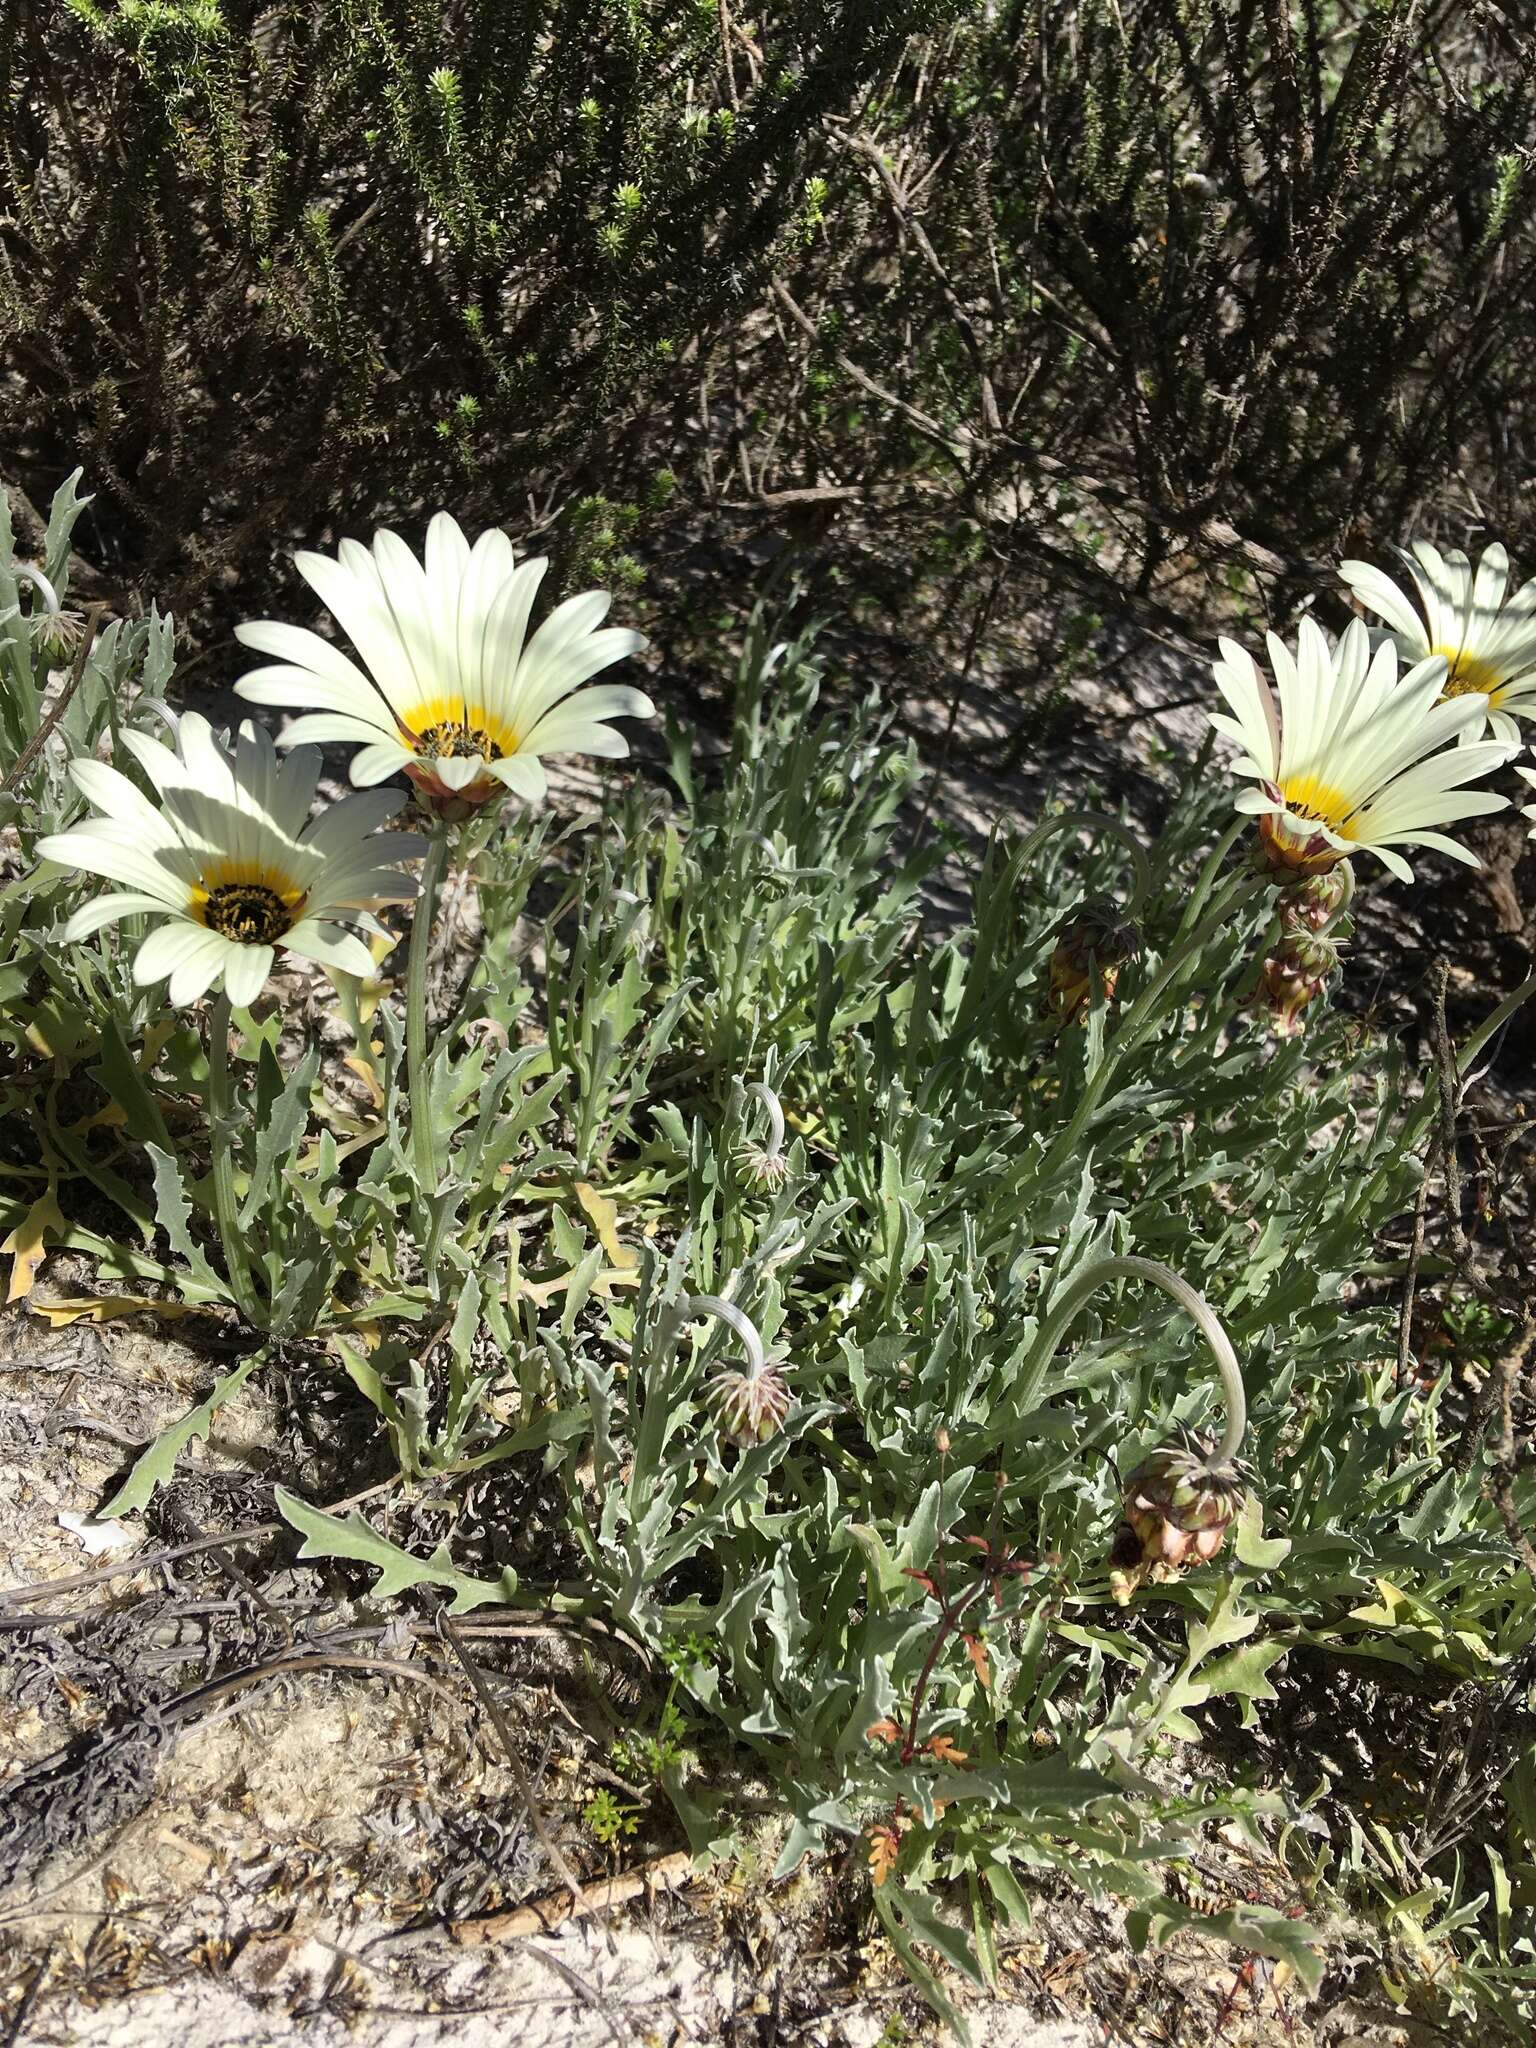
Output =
[
  {"x1": 145, "y1": 1143, "x2": 230, "y2": 1304},
  {"x1": 873, "y1": 1885, "x2": 976, "y2": 2047},
  {"x1": 1233, "y1": 1492, "x2": 1291, "y2": 1570},
  {"x1": 101, "y1": 1348, "x2": 265, "y2": 1517},
  {"x1": 574, "y1": 1180, "x2": 639, "y2": 1270},
  {"x1": 30, "y1": 1292, "x2": 196, "y2": 1328},
  {"x1": 1198, "y1": 1638, "x2": 1291, "y2": 1726},
  {"x1": 275, "y1": 1488, "x2": 520, "y2": 1612},
  {"x1": 3, "y1": 1186, "x2": 66, "y2": 1302}
]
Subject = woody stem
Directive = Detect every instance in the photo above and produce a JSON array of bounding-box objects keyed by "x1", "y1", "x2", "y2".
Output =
[{"x1": 901, "y1": 1579, "x2": 987, "y2": 1764}]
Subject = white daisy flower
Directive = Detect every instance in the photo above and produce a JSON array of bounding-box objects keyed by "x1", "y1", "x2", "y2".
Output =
[
  {"x1": 37, "y1": 713, "x2": 422, "y2": 1008},
  {"x1": 1210, "y1": 616, "x2": 1510, "y2": 882},
  {"x1": 1339, "y1": 539, "x2": 1536, "y2": 748},
  {"x1": 233, "y1": 512, "x2": 653, "y2": 813},
  {"x1": 1519, "y1": 765, "x2": 1536, "y2": 839}
]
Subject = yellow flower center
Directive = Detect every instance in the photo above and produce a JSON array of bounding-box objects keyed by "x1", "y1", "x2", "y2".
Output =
[
  {"x1": 1432, "y1": 646, "x2": 1503, "y2": 701},
  {"x1": 1278, "y1": 774, "x2": 1355, "y2": 834},
  {"x1": 407, "y1": 696, "x2": 520, "y2": 761},
  {"x1": 193, "y1": 863, "x2": 306, "y2": 944}
]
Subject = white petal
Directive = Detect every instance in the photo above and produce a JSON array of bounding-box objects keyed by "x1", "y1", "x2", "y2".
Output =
[
  {"x1": 282, "y1": 919, "x2": 377, "y2": 980},
  {"x1": 489, "y1": 754, "x2": 547, "y2": 801},
  {"x1": 222, "y1": 943, "x2": 275, "y2": 1008},
  {"x1": 295, "y1": 547, "x2": 420, "y2": 716},
  {"x1": 1338, "y1": 560, "x2": 1429, "y2": 647},
  {"x1": 237, "y1": 665, "x2": 399, "y2": 731},
  {"x1": 36, "y1": 826, "x2": 196, "y2": 905},
  {"x1": 168, "y1": 932, "x2": 236, "y2": 1006},
  {"x1": 349, "y1": 740, "x2": 416, "y2": 787},
  {"x1": 62, "y1": 892, "x2": 175, "y2": 941},
  {"x1": 134, "y1": 919, "x2": 220, "y2": 986},
  {"x1": 275, "y1": 710, "x2": 399, "y2": 748}
]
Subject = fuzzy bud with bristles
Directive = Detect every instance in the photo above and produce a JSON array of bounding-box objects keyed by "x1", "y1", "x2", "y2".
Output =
[
  {"x1": 1041, "y1": 899, "x2": 1143, "y2": 1025},
  {"x1": 1251, "y1": 931, "x2": 1340, "y2": 1038},
  {"x1": 1109, "y1": 1437, "x2": 1249, "y2": 1604},
  {"x1": 709, "y1": 1360, "x2": 792, "y2": 1446},
  {"x1": 1276, "y1": 865, "x2": 1353, "y2": 936}
]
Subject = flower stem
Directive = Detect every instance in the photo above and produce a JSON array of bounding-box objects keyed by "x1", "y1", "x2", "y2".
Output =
[
  {"x1": 1174, "y1": 816, "x2": 1248, "y2": 938},
  {"x1": 1037, "y1": 870, "x2": 1262, "y2": 1178},
  {"x1": 207, "y1": 990, "x2": 258, "y2": 1325},
  {"x1": 688, "y1": 1293, "x2": 767, "y2": 1374},
  {"x1": 1023, "y1": 1253, "x2": 1247, "y2": 1465},
  {"x1": 1007, "y1": 808, "x2": 1152, "y2": 919},
  {"x1": 407, "y1": 834, "x2": 450, "y2": 1192}
]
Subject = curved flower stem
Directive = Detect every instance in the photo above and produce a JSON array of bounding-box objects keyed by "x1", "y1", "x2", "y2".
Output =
[
  {"x1": 207, "y1": 991, "x2": 259, "y2": 1326},
  {"x1": 14, "y1": 563, "x2": 63, "y2": 614},
  {"x1": 1025, "y1": 1253, "x2": 1247, "y2": 1466},
  {"x1": 1007, "y1": 809, "x2": 1152, "y2": 919},
  {"x1": 748, "y1": 1080, "x2": 785, "y2": 1160},
  {"x1": 1037, "y1": 870, "x2": 1263, "y2": 1179},
  {"x1": 407, "y1": 834, "x2": 450, "y2": 1192},
  {"x1": 688, "y1": 1293, "x2": 767, "y2": 1375}
]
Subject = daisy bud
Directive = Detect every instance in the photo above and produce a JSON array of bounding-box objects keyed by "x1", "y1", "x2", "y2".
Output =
[
  {"x1": 709, "y1": 1360, "x2": 792, "y2": 1446},
  {"x1": 1276, "y1": 866, "x2": 1353, "y2": 935},
  {"x1": 1108, "y1": 1438, "x2": 1249, "y2": 1605},
  {"x1": 1041, "y1": 898, "x2": 1142, "y2": 1026},
  {"x1": 738, "y1": 1144, "x2": 791, "y2": 1189},
  {"x1": 1251, "y1": 931, "x2": 1340, "y2": 1038}
]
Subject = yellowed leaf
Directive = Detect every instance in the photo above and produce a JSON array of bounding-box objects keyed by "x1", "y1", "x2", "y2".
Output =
[
  {"x1": 30, "y1": 1292, "x2": 196, "y2": 1328},
  {"x1": 343, "y1": 1053, "x2": 386, "y2": 1108},
  {"x1": 573, "y1": 1182, "x2": 640, "y2": 1271},
  {"x1": 67, "y1": 1101, "x2": 127, "y2": 1135},
  {"x1": 3, "y1": 1188, "x2": 67, "y2": 1303},
  {"x1": 137, "y1": 1019, "x2": 177, "y2": 1071},
  {"x1": 512, "y1": 1265, "x2": 641, "y2": 1310}
]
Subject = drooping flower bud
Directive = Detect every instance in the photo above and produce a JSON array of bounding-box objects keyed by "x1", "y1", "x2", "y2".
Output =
[
  {"x1": 1251, "y1": 931, "x2": 1340, "y2": 1038},
  {"x1": 1109, "y1": 1438, "x2": 1249, "y2": 1604},
  {"x1": 709, "y1": 1360, "x2": 792, "y2": 1446},
  {"x1": 1041, "y1": 899, "x2": 1143, "y2": 1026}
]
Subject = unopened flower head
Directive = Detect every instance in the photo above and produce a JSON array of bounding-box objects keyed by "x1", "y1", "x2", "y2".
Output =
[
  {"x1": 1041, "y1": 898, "x2": 1142, "y2": 1024},
  {"x1": 709, "y1": 1359, "x2": 792, "y2": 1446},
  {"x1": 1210, "y1": 616, "x2": 1510, "y2": 882},
  {"x1": 37, "y1": 714, "x2": 422, "y2": 1007},
  {"x1": 15, "y1": 564, "x2": 85, "y2": 656},
  {"x1": 1276, "y1": 863, "x2": 1353, "y2": 936},
  {"x1": 1109, "y1": 1436, "x2": 1249, "y2": 1605},
  {"x1": 1340, "y1": 539, "x2": 1536, "y2": 748},
  {"x1": 1252, "y1": 931, "x2": 1340, "y2": 1038},
  {"x1": 235, "y1": 513, "x2": 653, "y2": 818}
]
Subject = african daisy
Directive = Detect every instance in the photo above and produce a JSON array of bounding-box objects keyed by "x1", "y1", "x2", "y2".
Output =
[
  {"x1": 1209, "y1": 616, "x2": 1510, "y2": 881},
  {"x1": 38, "y1": 713, "x2": 422, "y2": 1007},
  {"x1": 234, "y1": 513, "x2": 653, "y2": 813},
  {"x1": 1339, "y1": 539, "x2": 1536, "y2": 748}
]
